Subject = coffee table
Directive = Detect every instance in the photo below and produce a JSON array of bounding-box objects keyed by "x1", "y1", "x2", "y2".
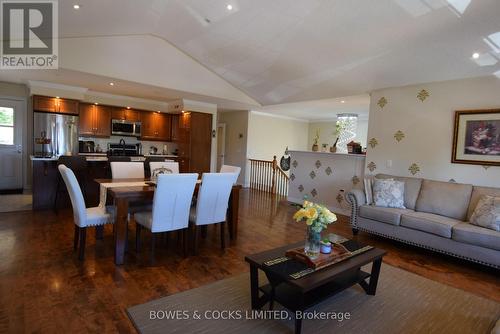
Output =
[{"x1": 244, "y1": 239, "x2": 386, "y2": 334}]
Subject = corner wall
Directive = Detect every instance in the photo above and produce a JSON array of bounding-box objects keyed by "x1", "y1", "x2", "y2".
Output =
[{"x1": 366, "y1": 76, "x2": 500, "y2": 187}]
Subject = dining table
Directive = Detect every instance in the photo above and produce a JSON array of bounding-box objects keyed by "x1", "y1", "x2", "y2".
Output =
[{"x1": 95, "y1": 178, "x2": 242, "y2": 265}]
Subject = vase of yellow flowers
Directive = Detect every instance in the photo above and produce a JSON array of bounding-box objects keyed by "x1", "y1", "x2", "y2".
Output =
[{"x1": 293, "y1": 200, "x2": 337, "y2": 259}]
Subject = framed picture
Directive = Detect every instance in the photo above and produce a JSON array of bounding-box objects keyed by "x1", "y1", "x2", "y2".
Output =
[{"x1": 452, "y1": 109, "x2": 500, "y2": 166}]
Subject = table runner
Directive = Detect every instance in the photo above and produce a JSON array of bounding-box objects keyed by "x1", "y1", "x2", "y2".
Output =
[{"x1": 98, "y1": 182, "x2": 148, "y2": 208}]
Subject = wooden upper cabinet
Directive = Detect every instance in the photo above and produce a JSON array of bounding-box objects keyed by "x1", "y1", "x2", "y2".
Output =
[
  {"x1": 95, "y1": 105, "x2": 111, "y2": 137},
  {"x1": 171, "y1": 114, "x2": 180, "y2": 142},
  {"x1": 78, "y1": 103, "x2": 111, "y2": 138},
  {"x1": 33, "y1": 95, "x2": 78, "y2": 115},
  {"x1": 140, "y1": 111, "x2": 172, "y2": 141},
  {"x1": 112, "y1": 107, "x2": 140, "y2": 122},
  {"x1": 78, "y1": 104, "x2": 95, "y2": 137}
]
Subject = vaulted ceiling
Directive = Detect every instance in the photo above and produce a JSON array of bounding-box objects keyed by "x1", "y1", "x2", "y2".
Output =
[{"x1": 3, "y1": 0, "x2": 500, "y2": 109}]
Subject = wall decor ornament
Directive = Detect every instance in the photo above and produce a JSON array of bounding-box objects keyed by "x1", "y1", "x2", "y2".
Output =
[
  {"x1": 311, "y1": 188, "x2": 318, "y2": 197},
  {"x1": 377, "y1": 97, "x2": 388, "y2": 109},
  {"x1": 325, "y1": 166, "x2": 333, "y2": 175},
  {"x1": 417, "y1": 89, "x2": 430, "y2": 102},
  {"x1": 336, "y1": 193, "x2": 344, "y2": 204},
  {"x1": 315, "y1": 160, "x2": 322, "y2": 169},
  {"x1": 298, "y1": 185, "x2": 304, "y2": 192},
  {"x1": 483, "y1": 165, "x2": 490, "y2": 170},
  {"x1": 292, "y1": 160, "x2": 298, "y2": 168},
  {"x1": 290, "y1": 173, "x2": 296, "y2": 181},
  {"x1": 449, "y1": 179, "x2": 456, "y2": 183},
  {"x1": 352, "y1": 175, "x2": 360, "y2": 185},
  {"x1": 408, "y1": 163, "x2": 420, "y2": 175},
  {"x1": 452, "y1": 109, "x2": 500, "y2": 167},
  {"x1": 368, "y1": 138, "x2": 378, "y2": 148},
  {"x1": 394, "y1": 130, "x2": 405, "y2": 142},
  {"x1": 309, "y1": 170, "x2": 316, "y2": 179},
  {"x1": 367, "y1": 161, "x2": 377, "y2": 172}
]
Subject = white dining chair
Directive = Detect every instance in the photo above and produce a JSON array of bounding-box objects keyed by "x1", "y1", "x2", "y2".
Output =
[
  {"x1": 220, "y1": 164, "x2": 241, "y2": 183},
  {"x1": 149, "y1": 161, "x2": 179, "y2": 174},
  {"x1": 110, "y1": 161, "x2": 145, "y2": 179},
  {"x1": 134, "y1": 173, "x2": 198, "y2": 260},
  {"x1": 58, "y1": 165, "x2": 113, "y2": 260},
  {"x1": 190, "y1": 173, "x2": 235, "y2": 253}
]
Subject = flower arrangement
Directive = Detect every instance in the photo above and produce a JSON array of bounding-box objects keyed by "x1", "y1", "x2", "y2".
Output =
[{"x1": 293, "y1": 200, "x2": 337, "y2": 232}]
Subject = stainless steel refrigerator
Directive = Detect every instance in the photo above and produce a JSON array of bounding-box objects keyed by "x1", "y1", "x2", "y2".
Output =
[{"x1": 33, "y1": 112, "x2": 79, "y2": 157}]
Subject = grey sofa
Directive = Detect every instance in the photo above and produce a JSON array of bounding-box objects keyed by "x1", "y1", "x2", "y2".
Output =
[{"x1": 347, "y1": 174, "x2": 500, "y2": 269}]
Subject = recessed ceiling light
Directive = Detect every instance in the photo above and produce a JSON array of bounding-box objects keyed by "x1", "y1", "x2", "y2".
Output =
[
  {"x1": 55, "y1": 96, "x2": 60, "y2": 99},
  {"x1": 226, "y1": 4, "x2": 233, "y2": 10},
  {"x1": 94, "y1": 102, "x2": 98, "y2": 105},
  {"x1": 181, "y1": 110, "x2": 185, "y2": 113},
  {"x1": 341, "y1": 100, "x2": 346, "y2": 103},
  {"x1": 126, "y1": 106, "x2": 131, "y2": 109},
  {"x1": 109, "y1": 82, "x2": 114, "y2": 86},
  {"x1": 73, "y1": 4, "x2": 80, "y2": 9},
  {"x1": 472, "y1": 52, "x2": 480, "y2": 59}
]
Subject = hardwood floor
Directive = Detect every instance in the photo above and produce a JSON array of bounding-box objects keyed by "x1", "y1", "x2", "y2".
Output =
[{"x1": 0, "y1": 189, "x2": 498, "y2": 333}]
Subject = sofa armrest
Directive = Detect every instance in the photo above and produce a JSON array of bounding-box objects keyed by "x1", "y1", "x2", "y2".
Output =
[{"x1": 346, "y1": 189, "x2": 366, "y2": 227}]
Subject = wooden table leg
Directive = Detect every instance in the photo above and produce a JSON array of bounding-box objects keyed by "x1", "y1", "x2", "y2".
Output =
[
  {"x1": 250, "y1": 264, "x2": 260, "y2": 310},
  {"x1": 228, "y1": 187, "x2": 240, "y2": 240},
  {"x1": 114, "y1": 198, "x2": 129, "y2": 265},
  {"x1": 367, "y1": 258, "x2": 382, "y2": 295}
]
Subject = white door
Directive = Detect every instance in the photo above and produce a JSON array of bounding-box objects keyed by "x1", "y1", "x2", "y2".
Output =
[
  {"x1": 0, "y1": 99, "x2": 25, "y2": 190},
  {"x1": 216, "y1": 123, "x2": 226, "y2": 171}
]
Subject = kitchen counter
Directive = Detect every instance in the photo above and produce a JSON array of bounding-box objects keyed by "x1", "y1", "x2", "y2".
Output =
[{"x1": 31, "y1": 154, "x2": 179, "y2": 162}]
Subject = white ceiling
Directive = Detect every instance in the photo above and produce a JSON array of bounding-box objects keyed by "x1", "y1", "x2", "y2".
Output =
[
  {"x1": 2, "y1": 0, "x2": 500, "y2": 115},
  {"x1": 255, "y1": 95, "x2": 370, "y2": 121}
]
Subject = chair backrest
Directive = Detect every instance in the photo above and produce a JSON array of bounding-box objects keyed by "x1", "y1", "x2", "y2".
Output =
[
  {"x1": 151, "y1": 173, "x2": 198, "y2": 232},
  {"x1": 150, "y1": 161, "x2": 179, "y2": 174},
  {"x1": 220, "y1": 164, "x2": 241, "y2": 183},
  {"x1": 195, "y1": 173, "x2": 234, "y2": 226},
  {"x1": 58, "y1": 165, "x2": 86, "y2": 226},
  {"x1": 110, "y1": 161, "x2": 145, "y2": 179}
]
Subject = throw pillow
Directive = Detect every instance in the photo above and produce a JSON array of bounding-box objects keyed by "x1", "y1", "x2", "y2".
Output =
[
  {"x1": 469, "y1": 195, "x2": 500, "y2": 232},
  {"x1": 372, "y1": 179, "x2": 406, "y2": 209},
  {"x1": 364, "y1": 177, "x2": 374, "y2": 205}
]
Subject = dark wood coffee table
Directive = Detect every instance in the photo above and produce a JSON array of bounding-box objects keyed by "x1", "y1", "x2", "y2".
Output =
[{"x1": 244, "y1": 240, "x2": 386, "y2": 334}]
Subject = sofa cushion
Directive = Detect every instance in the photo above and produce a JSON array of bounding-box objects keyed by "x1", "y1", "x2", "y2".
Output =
[
  {"x1": 359, "y1": 205, "x2": 414, "y2": 226},
  {"x1": 469, "y1": 195, "x2": 500, "y2": 231},
  {"x1": 415, "y1": 179, "x2": 472, "y2": 221},
  {"x1": 452, "y1": 222, "x2": 500, "y2": 251},
  {"x1": 376, "y1": 174, "x2": 423, "y2": 210},
  {"x1": 467, "y1": 186, "x2": 500, "y2": 221},
  {"x1": 400, "y1": 212, "x2": 461, "y2": 238}
]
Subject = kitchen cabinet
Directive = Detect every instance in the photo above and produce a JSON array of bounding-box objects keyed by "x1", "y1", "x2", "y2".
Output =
[
  {"x1": 177, "y1": 112, "x2": 212, "y2": 174},
  {"x1": 140, "y1": 111, "x2": 171, "y2": 141},
  {"x1": 171, "y1": 114, "x2": 180, "y2": 141},
  {"x1": 111, "y1": 107, "x2": 140, "y2": 122},
  {"x1": 78, "y1": 103, "x2": 111, "y2": 137},
  {"x1": 33, "y1": 95, "x2": 79, "y2": 115}
]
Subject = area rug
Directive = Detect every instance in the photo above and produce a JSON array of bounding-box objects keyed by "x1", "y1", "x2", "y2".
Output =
[{"x1": 127, "y1": 264, "x2": 500, "y2": 333}]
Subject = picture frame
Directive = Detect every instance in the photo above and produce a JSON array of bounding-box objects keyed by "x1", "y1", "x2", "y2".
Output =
[{"x1": 452, "y1": 109, "x2": 500, "y2": 166}]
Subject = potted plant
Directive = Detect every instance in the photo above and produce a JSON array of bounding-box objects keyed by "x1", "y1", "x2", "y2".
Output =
[
  {"x1": 293, "y1": 200, "x2": 337, "y2": 259},
  {"x1": 312, "y1": 129, "x2": 320, "y2": 152},
  {"x1": 330, "y1": 122, "x2": 343, "y2": 153}
]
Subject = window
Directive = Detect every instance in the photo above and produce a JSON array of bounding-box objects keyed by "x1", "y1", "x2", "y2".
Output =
[{"x1": 0, "y1": 107, "x2": 14, "y2": 145}]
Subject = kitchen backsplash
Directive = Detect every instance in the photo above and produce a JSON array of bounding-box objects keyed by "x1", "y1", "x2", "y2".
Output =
[{"x1": 79, "y1": 135, "x2": 178, "y2": 155}]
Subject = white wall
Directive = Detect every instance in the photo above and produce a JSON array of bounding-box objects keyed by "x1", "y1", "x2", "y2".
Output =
[
  {"x1": 217, "y1": 110, "x2": 249, "y2": 185},
  {"x1": 308, "y1": 119, "x2": 368, "y2": 150},
  {"x1": 246, "y1": 111, "x2": 309, "y2": 186},
  {"x1": 366, "y1": 75, "x2": 500, "y2": 187}
]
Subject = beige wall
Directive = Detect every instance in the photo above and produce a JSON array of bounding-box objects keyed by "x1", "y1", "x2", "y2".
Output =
[
  {"x1": 217, "y1": 110, "x2": 249, "y2": 185},
  {"x1": 308, "y1": 119, "x2": 368, "y2": 150},
  {"x1": 246, "y1": 111, "x2": 309, "y2": 185},
  {"x1": 366, "y1": 75, "x2": 500, "y2": 187}
]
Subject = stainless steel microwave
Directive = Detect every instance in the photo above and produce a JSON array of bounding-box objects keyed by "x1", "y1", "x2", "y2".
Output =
[{"x1": 111, "y1": 119, "x2": 141, "y2": 137}]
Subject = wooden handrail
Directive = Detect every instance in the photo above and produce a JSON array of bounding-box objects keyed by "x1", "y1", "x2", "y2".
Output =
[{"x1": 248, "y1": 155, "x2": 289, "y2": 196}]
